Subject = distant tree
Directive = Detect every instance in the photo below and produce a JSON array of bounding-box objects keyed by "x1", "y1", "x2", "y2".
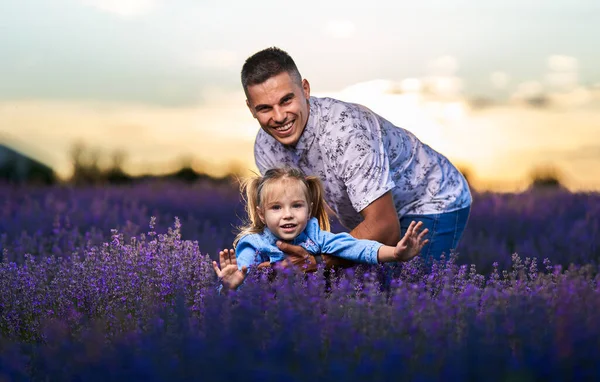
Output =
[
  {"x1": 70, "y1": 142, "x2": 102, "y2": 185},
  {"x1": 105, "y1": 149, "x2": 132, "y2": 184},
  {"x1": 528, "y1": 165, "x2": 565, "y2": 190},
  {"x1": 170, "y1": 166, "x2": 202, "y2": 183},
  {"x1": 70, "y1": 142, "x2": 132, "y2": 185}
]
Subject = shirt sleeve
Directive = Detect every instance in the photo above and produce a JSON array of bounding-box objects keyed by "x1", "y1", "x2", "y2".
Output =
[
  {"x1": 235, "y1": 236, "x2": 263, "y2": 270},
  {"x1": 324, "y1": 104, "x2": 396, "y2": 213},
  {"x1": 307, "y1": 220, "x2": 381, "y2": 265}
]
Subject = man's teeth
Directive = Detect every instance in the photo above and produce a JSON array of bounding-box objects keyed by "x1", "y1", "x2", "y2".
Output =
[{"x1": 275, "y1": 121, "x2": 293, "y2": 131}]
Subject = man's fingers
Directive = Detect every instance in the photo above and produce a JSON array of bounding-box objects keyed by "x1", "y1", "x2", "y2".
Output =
[
  {"x1": 241, "y1": 266, "x2": 248, "y2": 276},
  {"x1": 276, "y1": 241, "x2": 305, "y2": 257}
]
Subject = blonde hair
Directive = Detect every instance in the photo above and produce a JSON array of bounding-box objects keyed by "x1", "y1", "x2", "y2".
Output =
[{"x1": 233, "y1": 167, "x2": 330, "y2": 246}]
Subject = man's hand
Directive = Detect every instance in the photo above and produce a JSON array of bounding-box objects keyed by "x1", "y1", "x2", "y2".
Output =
[
  {"x1": 275, "y1": 241, "x2": 318, "y2": 272},
  {"x1": 275, "y1": 241, "x2": 356, "y2": 272},
  {"x1": 212, "y1": 248, "x2": 248, "y2": 290}
]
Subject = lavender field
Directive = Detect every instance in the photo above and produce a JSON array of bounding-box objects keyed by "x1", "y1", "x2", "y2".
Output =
[{"x1": 1, "y1": 180, "x2": 599, "y2": 381}]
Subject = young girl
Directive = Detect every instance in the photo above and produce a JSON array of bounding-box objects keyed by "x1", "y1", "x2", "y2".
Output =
[{"x1": 212, "y1": 167, "x2": 429, "y2": 290}]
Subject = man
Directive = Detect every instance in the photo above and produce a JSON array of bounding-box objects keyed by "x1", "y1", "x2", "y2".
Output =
[{"x1": 241, "y1": 46, "x2": 471, "y2": 269}]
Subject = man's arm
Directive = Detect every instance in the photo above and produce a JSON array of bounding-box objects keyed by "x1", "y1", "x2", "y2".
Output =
[
  {"x1": 348, "y1": 191, "x2": 400, "y2": 246},
  {"x1": 275, "y1": 192, "x2": 400, "y2": 272}
]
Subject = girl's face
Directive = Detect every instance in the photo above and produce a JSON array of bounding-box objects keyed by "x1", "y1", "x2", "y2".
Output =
[{"x1": 257, "y1": 178, "x2": 311, "y2": 241}]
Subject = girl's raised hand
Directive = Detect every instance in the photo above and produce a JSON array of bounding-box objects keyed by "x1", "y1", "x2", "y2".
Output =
[
  {"x1": 394, "y1": 221, "x2": 429, "y2": 262},
  {"x1": 212, "y1": 248, "x2": 248, "y2": 290}
]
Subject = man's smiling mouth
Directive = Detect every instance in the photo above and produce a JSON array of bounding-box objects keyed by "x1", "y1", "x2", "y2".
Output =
[{"x1": 274, "y1": 121, "x2": 293, "y2": 133}]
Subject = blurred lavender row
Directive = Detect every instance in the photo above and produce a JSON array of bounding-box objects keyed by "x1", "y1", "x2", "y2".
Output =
[
  {"x1": 2, "y1": 182, "x2": 598, "y2": 270},
  {"x1": 1, "y1": 181, "x2": 599, "y2": 380}
]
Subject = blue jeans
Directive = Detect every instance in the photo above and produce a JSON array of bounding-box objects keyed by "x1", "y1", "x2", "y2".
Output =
[{"x1": 401, "y1": 206, "x2": 471, "y2": 262}]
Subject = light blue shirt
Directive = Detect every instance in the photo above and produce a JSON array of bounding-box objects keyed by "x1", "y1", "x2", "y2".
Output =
[{"x1": 236, "y1": 217, "x2": 382, "y2": 269}]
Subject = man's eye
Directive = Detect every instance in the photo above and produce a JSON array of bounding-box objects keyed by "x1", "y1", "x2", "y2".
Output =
[{"x1": 281, "y1": 98, "x2": 292, "y2": 105}]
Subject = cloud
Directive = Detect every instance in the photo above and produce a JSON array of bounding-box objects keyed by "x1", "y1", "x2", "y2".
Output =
[
  {"x1": 324, "y1": 20, "x2": 356, "y2": 39},
  {"x1": 547, "y1": 55, "x2": 578, "y2": 72},
  {"x1": 549, "y1": 87, "x2": 592, "y2": 108},
  {"x1": 423, "y1": 76, "x2": 463, "y2": 98},
  {"x1": 510, "y1": 81, "x2": 546, "y2": 106},
  {"x1": 79, "y1": 0, "x2": 160, "y2": 19},
  {"x1": 423, "y1": 56, "x2": 462, "y2": 98},
  {"x1": 546, "y1": 55, "x2": 579, "y2": 91},
  {"x1": 427, "y1": 56, "x2": 459, "y2": 76}
]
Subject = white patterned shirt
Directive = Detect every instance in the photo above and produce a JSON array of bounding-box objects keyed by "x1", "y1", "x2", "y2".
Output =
[{"x1": 254, "y1": 96, "x2": 472, "y2": 230}]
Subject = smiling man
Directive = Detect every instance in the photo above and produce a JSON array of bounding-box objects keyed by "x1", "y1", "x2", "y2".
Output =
[{"x1": 241, "y1": 47, "x2": 472, "y2": 268}]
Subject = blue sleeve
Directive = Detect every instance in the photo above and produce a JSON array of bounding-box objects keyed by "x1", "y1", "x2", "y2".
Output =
[
  {"x1": 308, "y1": 221, "x2": 381, "y2": 265},
  {"x1": 235, "y1": 235, "x2": 263, "y2": 270}
]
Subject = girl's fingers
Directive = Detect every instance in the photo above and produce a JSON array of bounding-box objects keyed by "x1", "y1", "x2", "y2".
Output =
[
  {"x1": 406, "y1": 221, "x2": 416, "y2": 235},
  {"x1": 212, "y1": 261, "x2": 222, "y2": 278},
  {"x1": 219, "y1": 250, "x2": 229, "y2": 266},
  {"x1": 219, "y1": 248, "x2": 236, "y2": 266}
]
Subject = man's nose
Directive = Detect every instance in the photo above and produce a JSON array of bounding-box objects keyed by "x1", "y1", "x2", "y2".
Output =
[{"x1": 273, "y1": 106, "x2": 286, "y2": 124}]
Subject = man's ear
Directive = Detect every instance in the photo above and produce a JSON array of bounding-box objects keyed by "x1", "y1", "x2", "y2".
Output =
[
  {"x1": 256, "y1": 206, "x2": 265, "y2": 224},
  {"x1": 302, "y1": 79, "x2": 311, "y2": 100},
  {"x1": 246, "y1": 99, "x2": 257, "y2": 119}
]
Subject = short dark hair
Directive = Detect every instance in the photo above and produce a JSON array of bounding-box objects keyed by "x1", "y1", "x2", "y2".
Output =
[{"x1": 241, "y1": 47, "x2": 303, "y2": 97}]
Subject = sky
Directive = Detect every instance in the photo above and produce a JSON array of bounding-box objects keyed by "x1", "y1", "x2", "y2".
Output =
[{"x1": 1, "y1": 0, "x2": 599, "y2": 191}]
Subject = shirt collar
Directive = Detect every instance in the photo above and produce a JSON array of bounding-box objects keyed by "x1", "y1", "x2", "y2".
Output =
[
  {"x1": 261, "y1": 224, "x2": 310, "y2": 246},
  {"x1": 292, "y1": 97, "x2": 318, "y2": 151},
  {"x1": 261, "y1": 227, "x2": 280, "y2": 246}
]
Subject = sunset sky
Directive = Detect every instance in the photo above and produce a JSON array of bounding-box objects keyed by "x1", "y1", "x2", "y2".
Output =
[{"x1": 1, "y1": 0, "x2": 599, "y2": 191}]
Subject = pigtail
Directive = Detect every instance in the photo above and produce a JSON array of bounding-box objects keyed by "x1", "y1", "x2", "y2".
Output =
[
  {"x1": 233, "y1": 175, "x2": 266, "y2": 247},
  {"x1": 305, "y1": 176, "x2": 330, "y2": 232}
]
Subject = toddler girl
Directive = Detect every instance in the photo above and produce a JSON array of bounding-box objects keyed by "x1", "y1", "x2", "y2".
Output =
[{"x1": 213, "y1": 167, "x2": 428, "y2": 290}]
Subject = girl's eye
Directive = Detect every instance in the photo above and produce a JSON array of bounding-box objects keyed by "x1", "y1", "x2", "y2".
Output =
[
  {"x1": 293, "y1": 203, "x2": 303, "y2": 208},
  {"x1": 271, "y1": 205, "x2": 281, "y2": 210}
]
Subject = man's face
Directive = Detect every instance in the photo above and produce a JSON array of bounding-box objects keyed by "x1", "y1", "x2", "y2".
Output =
[{"x1": 246, "y1": 72, "x2": 310, "y2": 147}]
